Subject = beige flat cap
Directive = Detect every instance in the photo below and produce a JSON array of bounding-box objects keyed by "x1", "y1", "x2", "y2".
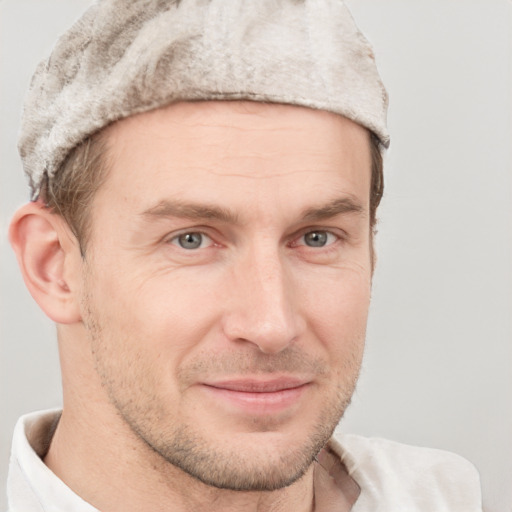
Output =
[{"x1": 19, "y1": 0, "x2": 389, "y2": 198}]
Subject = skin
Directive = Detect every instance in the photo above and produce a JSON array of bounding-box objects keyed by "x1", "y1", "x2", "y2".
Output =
[{"x1": 10, "y1": 101, "x2": 373, "y2": 512}]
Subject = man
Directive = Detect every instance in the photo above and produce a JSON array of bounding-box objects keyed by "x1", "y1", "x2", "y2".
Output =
[{"x1": 6, "y1": 0, "x2": 482, "y2": 510}]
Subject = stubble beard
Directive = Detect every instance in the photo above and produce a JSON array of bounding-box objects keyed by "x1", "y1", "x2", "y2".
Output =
[
  {"x1": 82, "y1": 290, "x2": 363, "y2": 492},
  {"x1": 148, "y1": 386, "x2": 355, "y2": 492}
]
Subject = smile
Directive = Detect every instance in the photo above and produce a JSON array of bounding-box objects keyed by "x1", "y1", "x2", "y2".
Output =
[{"x1": 200, "y1": 378, "x2": 311, "y2": 414}]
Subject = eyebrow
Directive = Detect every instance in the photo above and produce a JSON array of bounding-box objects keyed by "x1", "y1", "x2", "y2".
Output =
[
  {"x1": 300, "y1": 196, "x2": 366, "y2": 222},
  {"x1": 140, "y1": 196, "x2": 365, "y2": 224},
  {"x1": 141, "y1": 200, "x2": 239, "y2": 224}
]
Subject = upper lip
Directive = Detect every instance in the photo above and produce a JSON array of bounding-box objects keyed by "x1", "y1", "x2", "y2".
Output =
[{"x1": 202, "y1": 377, "x2": 310, "y2": 393}]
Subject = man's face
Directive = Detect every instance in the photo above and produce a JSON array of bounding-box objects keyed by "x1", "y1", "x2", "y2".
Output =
[{"x1": 79, "y1": 101, "x2": 372, "y2": 491}]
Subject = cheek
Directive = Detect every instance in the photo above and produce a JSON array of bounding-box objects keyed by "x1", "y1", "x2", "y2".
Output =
[
  {"x1": 301, "y1": 259, "x2": 371, "y2": 314},
  {"x1": 87, "y1": 264, "x2": 222, "y2": 363},
  {"x1": 82, "y1": 274, "x2": 198, "y2": 411},
  {"x1": 297, "y1": 266, "x2": 371, "y2": 356}
]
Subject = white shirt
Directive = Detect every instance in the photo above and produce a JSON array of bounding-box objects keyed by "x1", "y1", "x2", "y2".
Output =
[{"x1": 7, "y1": 410, "x2": 483, "y2": 511}]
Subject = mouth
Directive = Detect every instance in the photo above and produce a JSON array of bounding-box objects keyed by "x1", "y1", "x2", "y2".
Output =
[{"x1": 199, "y1": 377, "x2": 311, "y2": 414}]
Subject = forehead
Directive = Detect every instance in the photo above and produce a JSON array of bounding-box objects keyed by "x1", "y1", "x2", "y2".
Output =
[{"x1": 97, "y1": 101, "x2": 371, "y2": 219}]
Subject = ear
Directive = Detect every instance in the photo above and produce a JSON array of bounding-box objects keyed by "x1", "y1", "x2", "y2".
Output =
[{"x1": 9, "y1": 201, "x2": 83, "y2": 324}]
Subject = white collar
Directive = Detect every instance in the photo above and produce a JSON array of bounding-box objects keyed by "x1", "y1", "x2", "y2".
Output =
[
  {"x1": 7, "y1": 409, "x2": 98, "y2": 512},
  {"x1": 7, "y1": 409, "x2": 482, "y2": 512}
]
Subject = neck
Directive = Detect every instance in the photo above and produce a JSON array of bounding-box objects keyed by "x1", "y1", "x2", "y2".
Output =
[{"x1": 44, "y1": 404, "x2": 315, "y2": 512}]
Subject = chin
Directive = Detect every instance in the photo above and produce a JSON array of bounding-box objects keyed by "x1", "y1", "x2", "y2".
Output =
[
  {"x1": 165, "y1": 431, "x2": 325, "y2": 491},
  {"x1": 142, "y1": 413, "x2": 340, "y2": 492}
]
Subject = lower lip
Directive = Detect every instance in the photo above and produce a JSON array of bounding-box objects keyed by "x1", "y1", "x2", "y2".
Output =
[{"x1": 200, "y1": 384, "x2": 309, "y2": 414}]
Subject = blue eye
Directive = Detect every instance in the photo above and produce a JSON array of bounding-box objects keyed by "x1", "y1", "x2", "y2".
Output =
[
  {"x1": 302, "y1": 231, "x2": 335, "y2": 247},
  {"x1": 172, "y1": 232, "x2": 211, "y2": 250}
]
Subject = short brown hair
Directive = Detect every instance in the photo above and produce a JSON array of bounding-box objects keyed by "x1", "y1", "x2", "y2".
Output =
[
  {"x1": 39, "y1": 129, "x2": 109, "y2": 255},
  {"x1": 369, "y1": 132, "x2": 384, "y2": 229},
  {"x1": 40, "y1": 124, "x2": 384, "y2": 254}
]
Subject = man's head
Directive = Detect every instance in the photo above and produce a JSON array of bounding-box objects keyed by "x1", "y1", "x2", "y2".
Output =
[
  {"x1": 73, "y1": 100, "x2": 373, "y2": 490},
  {"x1": 10, "y1": 0, "x2": 388, "y2": 494}
]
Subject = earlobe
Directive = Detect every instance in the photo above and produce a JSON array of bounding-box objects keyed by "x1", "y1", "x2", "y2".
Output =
[{"x1": 9, "y1": 201, "x2": 82, "y2": 324}]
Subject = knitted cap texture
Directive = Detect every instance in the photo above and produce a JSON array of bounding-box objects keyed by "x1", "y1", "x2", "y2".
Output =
[{"x1": 19, "y1": 0, "x2": 389, "y2": 197}]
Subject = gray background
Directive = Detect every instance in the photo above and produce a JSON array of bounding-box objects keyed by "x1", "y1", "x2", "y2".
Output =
[{"x1": 1, "y1": 1, "x2": 511, "y2": 511}]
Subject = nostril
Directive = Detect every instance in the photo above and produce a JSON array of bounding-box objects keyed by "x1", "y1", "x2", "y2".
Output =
[{"x1": 223, "y1": 312, "x2": 301, "y2": 354}]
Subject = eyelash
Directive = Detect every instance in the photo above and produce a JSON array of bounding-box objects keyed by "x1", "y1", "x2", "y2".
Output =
[{"x1": 165, "y1": 227, "x2": 344, "y2": 252}]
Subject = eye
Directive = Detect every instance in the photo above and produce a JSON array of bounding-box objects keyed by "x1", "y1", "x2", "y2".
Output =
[
  {"x1": 170, "y1": 232, "x2": 213, "y2": 250},
  {"x1": 301, "y1": 230, "x2": 337, "y2": 248}
]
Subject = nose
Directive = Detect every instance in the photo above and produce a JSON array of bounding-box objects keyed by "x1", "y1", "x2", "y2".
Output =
[{"x1": 221, "y1": 244, "x2": 305, "y2": 354}]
